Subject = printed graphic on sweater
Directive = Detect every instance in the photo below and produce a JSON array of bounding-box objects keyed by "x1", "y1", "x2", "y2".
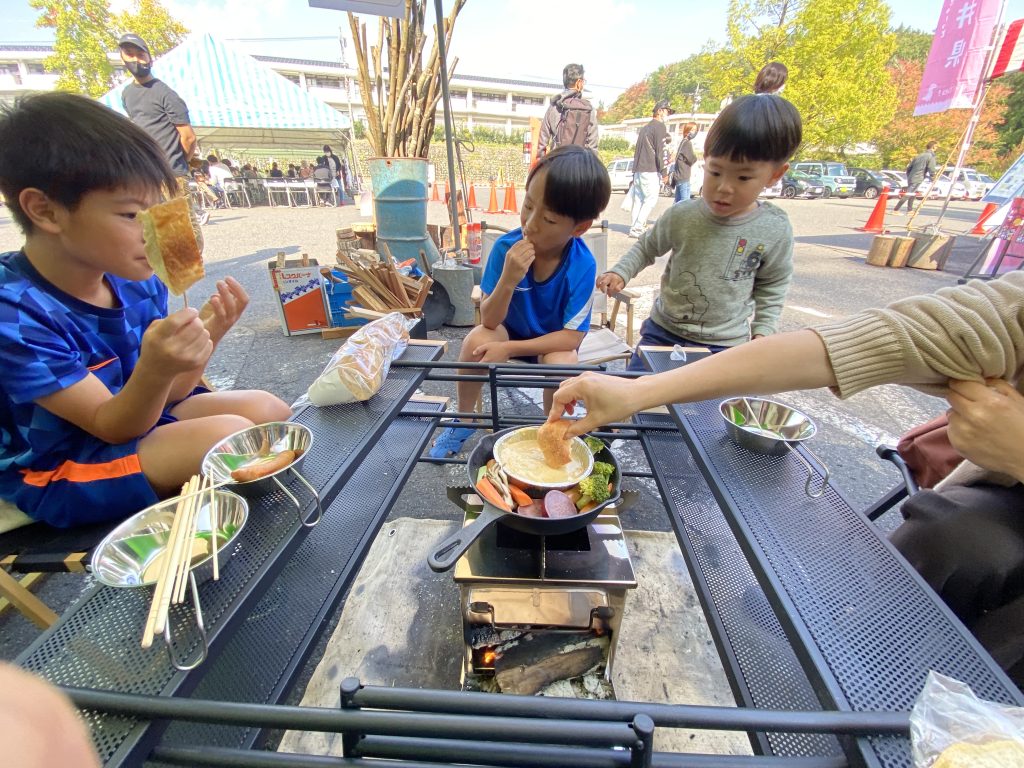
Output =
[
  {"x1": 662, "y1": 270, "x2": 709, "y2": 330},
  {"x1": 722, "y1": 238, "x2": 767, "y2": 281}
]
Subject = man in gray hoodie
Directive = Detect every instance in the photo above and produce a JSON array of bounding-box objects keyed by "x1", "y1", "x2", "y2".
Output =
[{"x1": 538, "y1": 63, "x2": 599, "y2": 155}]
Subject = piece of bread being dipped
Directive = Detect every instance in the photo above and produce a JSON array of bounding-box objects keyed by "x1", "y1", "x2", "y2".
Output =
[
  {"x1": 537, "y1": 419, "x2": 572, "y2": 468},
  {"x1": 139, "y1": 197, "x2": 204, "y2": 296}
]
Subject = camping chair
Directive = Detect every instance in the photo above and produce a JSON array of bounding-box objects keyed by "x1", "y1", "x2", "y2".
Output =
[
  {"x1": 287, "y1": 179, "x2": 312, "y2": 207},
  {"x1": 224, "y1": 177, "x2": 252, "y2": 208},
  {"x1": 310, "y1": 179, "x2": 336, "y2": 207}
]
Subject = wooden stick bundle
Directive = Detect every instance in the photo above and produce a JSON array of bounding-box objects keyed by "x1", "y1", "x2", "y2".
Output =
[{"x1": 336, "y1": 247, "x2": 430, "y2": 318}]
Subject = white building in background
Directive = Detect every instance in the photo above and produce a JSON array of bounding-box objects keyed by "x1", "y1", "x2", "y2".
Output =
[{"x1": 0, "y1": 44, "x2": 578, "y2": 136}]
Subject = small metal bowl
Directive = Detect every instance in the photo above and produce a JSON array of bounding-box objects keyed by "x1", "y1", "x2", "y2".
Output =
[
  {"x1": 720, "y1": 397, "x2": 829, "y2": 498},
  {"x1": 720, "y1": 397, "x2": 816, "y2": 455},
  {"x1": 492, "y1": 425, "x2": 594, "y2": 490},
  {"x1": 91, "y1": 490, "x2": 248, "y2": 588},
  {"x1": 201, "y1": 422, "x2": 312, "y2": 499}
]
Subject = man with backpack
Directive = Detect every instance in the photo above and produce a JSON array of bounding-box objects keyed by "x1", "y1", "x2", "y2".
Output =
[
  {"x1": 893, "y1": 141, "x2": 938, "y2": 214},
  {"x1": 538, "y1": 63, "x2": 599, "y2": 156}
]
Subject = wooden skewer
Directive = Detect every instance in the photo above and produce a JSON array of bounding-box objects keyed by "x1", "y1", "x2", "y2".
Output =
[
  {"x1": 210, "y1": 476, "x2": 219, "y2": 581},
  {"x1": 142, "y1": 480, "x2": 191, "y2": 648},
  {"x1": 173, "y1": 475, "x2": 201, "y2": 605}
]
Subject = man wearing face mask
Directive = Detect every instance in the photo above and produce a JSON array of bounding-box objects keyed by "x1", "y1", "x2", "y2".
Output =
[{"x1": 118, "y1": 33, "x2": 209, "y2": 226}]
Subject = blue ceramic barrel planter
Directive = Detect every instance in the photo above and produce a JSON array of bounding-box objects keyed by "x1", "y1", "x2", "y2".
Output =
[{"x1": 368, "y1": 157, "x2": 440, "y2": 271}]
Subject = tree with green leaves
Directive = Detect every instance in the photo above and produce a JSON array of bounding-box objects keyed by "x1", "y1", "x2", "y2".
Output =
[
  {"x1": 30, "y1": 0, "x2": 188, "y2": 97},
  {"x1": 711, "y1": 0, "x2": 898, "y2": 153},
  {"x1": 889, "y1": 24, "x2": 932, "y2": 65},
  {"x1": 30, "y1": 0, "x2": 116, "y2": 97},
  {"x1": 112, "y1": 0, "x2": 188, "y2": 59}
]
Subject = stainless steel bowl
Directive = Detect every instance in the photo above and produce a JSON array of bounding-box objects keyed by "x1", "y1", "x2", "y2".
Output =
[
  {"x1": 492, "y1": 425, "x2": 594, "y2": 490},
  {"x1": 720, "y1": 397, "x2": 816, "y2": 455},
  {"x1": 719, "y1": 397, "x2": 829, "y2": 498},
  {"x1": 91, "y1": 490, "x2": 248, "y2": 588},
  {"x1": 201, "y1": 422, "x2": 313, "y2": 498}
]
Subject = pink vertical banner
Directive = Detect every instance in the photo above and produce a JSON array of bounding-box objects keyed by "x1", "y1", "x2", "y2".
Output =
[{"x1": 915, "y1": 0, "x2": 1000, "y2": 115}]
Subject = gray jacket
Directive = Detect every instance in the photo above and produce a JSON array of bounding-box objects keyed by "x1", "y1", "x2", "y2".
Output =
[{"x1": 906, "y1": 150, "x2": 937, "y2": 187}]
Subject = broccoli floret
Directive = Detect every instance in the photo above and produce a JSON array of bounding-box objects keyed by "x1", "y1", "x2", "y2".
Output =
[
  {"x1": 576, "y1": 474, "x2": 611, "y2": 508},
  {"x1": 584, "y1": 436, "x2": 605, "y2": 455},
  {"x1": 592, "y1": 461, "x2": 615, "y2": 481}
]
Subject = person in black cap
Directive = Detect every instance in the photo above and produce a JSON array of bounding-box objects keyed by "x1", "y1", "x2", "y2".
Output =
[
  {"x1": 628, "y1": 99, "x2": 672, "y2": 238},
  {"x1": 117, "y1": 33, "x2": 209, "y2": 227}
]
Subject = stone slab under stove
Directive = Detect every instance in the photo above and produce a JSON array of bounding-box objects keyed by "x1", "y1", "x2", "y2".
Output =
[{"x1": 278, "y1": 517, "x2": 751, "y2": 758}]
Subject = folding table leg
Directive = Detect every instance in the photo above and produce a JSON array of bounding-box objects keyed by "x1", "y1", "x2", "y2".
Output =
[{"x1": 0, "y1": 568, "x2": 58, "y2": 629}]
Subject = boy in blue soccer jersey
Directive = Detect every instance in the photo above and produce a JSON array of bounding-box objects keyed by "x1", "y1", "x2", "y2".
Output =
[
  {"x1": 430, "y1": 145, "x2": 611, "y2": 457},
  {"x1": 0, "y1": 93, "x2": 291, "y2": 527}
]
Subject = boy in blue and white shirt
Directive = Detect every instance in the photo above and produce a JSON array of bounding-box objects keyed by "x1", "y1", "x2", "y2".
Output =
[{"x1": 430, "y1": 146, "x2": 611, "y2": 457}]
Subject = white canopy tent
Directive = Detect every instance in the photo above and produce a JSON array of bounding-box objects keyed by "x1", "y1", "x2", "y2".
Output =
[{"x1": 99, "y1": 33, "x2": 351, "y2": 150}]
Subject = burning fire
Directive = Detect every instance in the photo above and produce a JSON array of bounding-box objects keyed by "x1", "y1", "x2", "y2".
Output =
[{"x1": 481, "y1": 649, "x2": 496, "y2": 665}]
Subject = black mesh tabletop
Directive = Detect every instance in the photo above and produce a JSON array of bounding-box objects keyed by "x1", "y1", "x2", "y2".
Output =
[
  {"x1": 641, "y1": 349, "x2": 1023, "y2": 768},
  {"x1": 636, "y1": 413, "x2": 841, "y2": 759},
  {"x1": 15, "y1": 343, "x2": 442, "y2": 766}
]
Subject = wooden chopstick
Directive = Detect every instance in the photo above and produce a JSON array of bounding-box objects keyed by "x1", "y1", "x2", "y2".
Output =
[
  {"x1": 210, "y1": 476, "x2": 219, "y2": 581},
  {"x1": 141, "y1": 479, "x2": 191, "y2": 648},
  {"x1": 172, "y1": 475, "x2": 201, "y2": 605}
]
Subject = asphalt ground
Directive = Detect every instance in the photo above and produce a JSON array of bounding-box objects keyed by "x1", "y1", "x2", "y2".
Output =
[{"x1": 0, "y1": 190, "x2": 991, "y2": 664}]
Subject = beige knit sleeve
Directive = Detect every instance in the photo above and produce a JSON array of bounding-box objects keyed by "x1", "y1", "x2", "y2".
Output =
[{"x1": 811, "y1": 272, "x2": 1024, "y2": 398}]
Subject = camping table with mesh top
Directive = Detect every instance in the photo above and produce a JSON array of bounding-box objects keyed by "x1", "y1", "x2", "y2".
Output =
[
  {"x1": 637, "y1": 348, "x2": 1024, "y2": 768},
  {"x1": 14, "y1": 341, "x2": 444, "y2": 767}
]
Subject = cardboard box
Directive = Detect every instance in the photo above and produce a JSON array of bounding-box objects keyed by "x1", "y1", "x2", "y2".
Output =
[{"x1": 268, "y1": 257, "x2": 331, "y2": 336}]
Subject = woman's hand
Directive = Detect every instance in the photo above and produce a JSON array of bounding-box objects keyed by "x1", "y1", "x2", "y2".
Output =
[
  {"x1": 547, "y1": 371, "x2": 643, "y2": 437},
  {"x1": 946, "y1": 378, "x2": 1024, "y2": 483}
]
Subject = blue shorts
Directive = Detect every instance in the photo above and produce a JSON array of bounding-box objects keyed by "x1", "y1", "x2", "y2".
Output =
[
  {"x1": 9, "y1": 387, "x2": 208, "y2": 528},
  {"x1": 626, "y1": 318, "x2": 731, "y2": 371}
]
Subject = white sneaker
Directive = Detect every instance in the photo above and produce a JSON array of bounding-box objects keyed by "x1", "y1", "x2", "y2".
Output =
[{"x1": 198, "y1": 210, "x2": 210, "y2": 225}]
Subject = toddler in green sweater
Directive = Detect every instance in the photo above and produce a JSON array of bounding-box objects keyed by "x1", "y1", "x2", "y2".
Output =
[{"x1": 597, "y1": 94, "x2": 803, "y2": 369}]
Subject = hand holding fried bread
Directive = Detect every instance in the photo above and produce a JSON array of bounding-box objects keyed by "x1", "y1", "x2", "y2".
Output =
[
  {"x1": 537, "y1": 418, "x2": 572, "y2": 467},
  {"x1": 198, "y1": 277, "x2": 249, "y2": 343}
]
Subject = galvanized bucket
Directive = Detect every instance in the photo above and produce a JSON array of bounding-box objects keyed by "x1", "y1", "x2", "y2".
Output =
[{"x1": 368, "y1": 157, "x2": 441, "y2": 272}]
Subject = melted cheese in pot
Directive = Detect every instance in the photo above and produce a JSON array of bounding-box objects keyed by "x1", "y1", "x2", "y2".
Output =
[{"x1": 499, "y1": 439, "x2": 585, "y2": 484}]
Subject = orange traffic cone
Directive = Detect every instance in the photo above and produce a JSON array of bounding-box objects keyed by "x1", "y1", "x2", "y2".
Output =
[
  {"x1": 486, "y1": 182, "x2": 501, "y2": 214},
  {"x1": 856, "y1": 185, "x2": 890, "y2": 233},
  {"x1": 970, "y1": 202, "x2": 998, "y2": 235},
  {"x1": 467, "y1": 183, "x2": 478, "y2": 209},
  {"x1": 502, "y1": 182, "x2": 519, "y2": 214},
  {"x1": 430, "y1": 182, "x2": 440, "y2": 202}
]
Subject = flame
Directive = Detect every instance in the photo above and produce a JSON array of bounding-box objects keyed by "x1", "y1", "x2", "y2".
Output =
[{"x1": 481, "y1": 650, "x2": 496, "y2": 665}]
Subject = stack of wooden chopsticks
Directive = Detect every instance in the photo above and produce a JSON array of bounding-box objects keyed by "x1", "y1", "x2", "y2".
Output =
[
  {"x1": 141, "y1": 474, "x2": 218, "y2": 649},
  {"x1": 335, "y1": 242, "x2": 433, "y2": 321}
]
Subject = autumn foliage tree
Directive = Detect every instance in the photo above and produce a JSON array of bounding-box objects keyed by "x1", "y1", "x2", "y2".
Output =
[{"x1": 874, "y1": 58, "x2": 1012, "y2": 175}]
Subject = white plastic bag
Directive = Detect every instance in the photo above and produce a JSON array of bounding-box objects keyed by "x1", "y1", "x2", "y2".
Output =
[
  {"x1": 620, "y1": 182, "x2": 635, "y2": 212},
  {"x1": 304, "y1": 313, "x2": 412, "y2": 407},
  {"x1": 910, "y1": 671, "x2": 1024, "y2": 766}
]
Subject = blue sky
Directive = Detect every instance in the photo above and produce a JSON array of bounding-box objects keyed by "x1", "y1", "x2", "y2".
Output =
[{"x1": 4, "y1": 0, "x2": 1024, "y2": 105}]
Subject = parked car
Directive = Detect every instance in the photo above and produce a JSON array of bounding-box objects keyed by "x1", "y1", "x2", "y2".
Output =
[
  {"x1": 606, "y1": 158, "x2": 634, "y2": 192},
  {"x1": 791, "y1": 161, "x2": 856, "y2": 198},
  {"x1": 880, "y1": 170, "x2": 909, "y2": 195},
  {"x1": 781, "y1": 170, "x2": 825, "y2": 198},
  {"x1": 946, "y1": 168, "x2": 987, "y2": 200},
  {"x1": 761, "y1": 178, "x2": 783, "y2": 198},
  {"x1": 978, "y1": 172, "x2": 996, "y2": 196},
  {"x1": 915, "y1": 173, "x2": 969, "y2": 199},
  {"x1": 849, "y1": 167, "x2": 888, "y2": 199}
]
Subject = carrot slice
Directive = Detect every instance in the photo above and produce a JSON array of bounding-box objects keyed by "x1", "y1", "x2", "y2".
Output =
[
  {"x1": 508, "y1": 485, "x2": 533, "y2": 508},
  {"x1": 476, "y1": 477, "x2": 511, "y2": 512}
]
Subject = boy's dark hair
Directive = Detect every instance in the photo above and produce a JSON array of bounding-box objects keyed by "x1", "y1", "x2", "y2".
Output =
[
  {"x1": 926, "y1": 141, "x2": 937, "y2": 150},
  {"x1": 703, "y1": 94, "x2": 802, "y2": 165},
  {"x1": 562, "y1": 63, "x2": 585, "y2": 89},
  {"x1": 526, "y1": 144, "x2": 610, "y2": 222},
  {"x1": 0, "y1": 92, "x2": 176, "y2": 234},
  {"x1": 753, "y1": 61, "x2": 788, "y2": 94}
]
